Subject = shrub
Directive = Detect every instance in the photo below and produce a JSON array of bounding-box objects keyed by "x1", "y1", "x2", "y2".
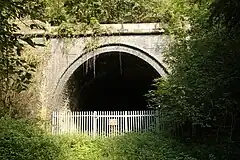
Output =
[
  {"x1": 54, "y1": 132, "x2": 197, "y2": 160},
  {"x1": 1, "y1": 117, "x2": 225, "y2": 160},
  {"x1": 0, "y1": 117, "x2": 62, "y2": 160}
]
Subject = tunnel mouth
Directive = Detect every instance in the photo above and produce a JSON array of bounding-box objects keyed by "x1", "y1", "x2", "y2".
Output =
[{"x1": 65, "y1": 52, "x2": 160, "y2": 111}]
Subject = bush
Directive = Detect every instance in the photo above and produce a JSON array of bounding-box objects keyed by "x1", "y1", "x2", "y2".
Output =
[
  {"x1": 100, "y1": 132, "x2": 197, "y2": 160},
  {"x1": 0, "y1": 117, "x2": 62, "y2": 160},
  {"x1": 54, "y1": 132, "x2": 197, "y2": 160},
  {"x1": 1, "y1": 117, "x2": 226, "y2": 160}
]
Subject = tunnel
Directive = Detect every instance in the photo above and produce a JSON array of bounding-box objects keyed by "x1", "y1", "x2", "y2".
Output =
[{"x1": 64, "y1": 52, "x2": 160, "y2": 111}]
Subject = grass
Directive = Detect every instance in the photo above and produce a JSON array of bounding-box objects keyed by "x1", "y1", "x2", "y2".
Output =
[
  {"x1": 55, "y1": 133, "x2": 197, "y2": 160},
  {"x1": 0, "y1": 117, "x2": 231, "y2": 160}
]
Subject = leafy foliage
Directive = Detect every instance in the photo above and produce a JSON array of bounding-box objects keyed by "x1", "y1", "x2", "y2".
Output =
[
  {"x1": 210, "y1": 0, "x2": 240, "y2": 32},
  {"x1": 44, "y1": 132, "x2": 200, "y2": 160},
  {"x1": 146, "y1": 0, "x2": 240, "y2": 146},
  {"x1": 43, "y1": 0, "x2": 194, "y2": 26},
  {"x1": 0, "y1": 117, "x2": 234, "y2": 160},
  {"x1": 0, "y1": 0, "x2": 45, "y2": 116},
  {"x1": 1, "y1": 0, "x2": 239, "y2": 158},
  {"x1": 0, "y1": 117, "x2": 62, "y2": 160}
]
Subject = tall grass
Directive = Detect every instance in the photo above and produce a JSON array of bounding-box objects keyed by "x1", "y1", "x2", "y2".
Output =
[
  {"x1": 0, "y1": 117, "x2": 62, "y2": 160},
  {"x1": 1, "y1": 117, "x2": 230, "y2": 160}
]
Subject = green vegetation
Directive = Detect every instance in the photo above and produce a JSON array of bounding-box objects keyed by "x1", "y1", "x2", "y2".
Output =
[
  {"x1": 44, "y1": 0, "x2": 176, "y2": 25},
  {"x1": 0, "y1": 0, "x2": 46, "y2": 117},
  {"x1": 0, "y1": 117, "x2": 61, "y2": 160},
  {"x1": 147, "y1": 0, "x2": 240, "y2": 134},
  {"x1": 1, "y1": 117, "x2": 235, "y2": 159},
  {"x1": 146, "y1": 0, "x2": 240, "y2": 158},
  {"x1": 0, "y1": 117, "x2": 215, "y2": 160},
  {"x1": 1, "y1": 0, "x2": 240, "y2": 159}
]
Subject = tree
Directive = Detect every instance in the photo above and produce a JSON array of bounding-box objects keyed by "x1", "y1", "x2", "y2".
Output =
[
  {"x1": 146, "y1": 0, "x2": 240, "y2": 143},
  {"x1": 0, "y1": 0, "x2": 45, "y2": 116}
]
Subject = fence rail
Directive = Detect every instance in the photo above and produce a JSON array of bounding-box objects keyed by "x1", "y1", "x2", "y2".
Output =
[{"x1": 52, "y1": 110, "x2": 158, "y2": 136}]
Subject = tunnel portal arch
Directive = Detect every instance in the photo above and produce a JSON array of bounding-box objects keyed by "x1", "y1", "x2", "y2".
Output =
[{"x1": 54, "y1": 43, "x2": 168, "y2": 111}]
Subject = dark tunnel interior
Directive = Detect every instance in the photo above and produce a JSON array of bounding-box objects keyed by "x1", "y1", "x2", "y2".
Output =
[{"x1": 65, "y1": 52, "x2": 160, "y2": 111}]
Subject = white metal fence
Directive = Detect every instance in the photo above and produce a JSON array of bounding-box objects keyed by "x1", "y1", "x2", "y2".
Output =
[{"x1": 52, "y1": 110, "x2": 157, "y2": 136}]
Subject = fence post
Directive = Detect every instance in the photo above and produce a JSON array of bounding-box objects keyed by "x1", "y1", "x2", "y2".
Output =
[
  {"x1": 156, "y1": 109, "x2": 160, "y2": 133},
  {"x1": 52, "y1": 111, "x2": 54, "y2": 134},
  {"x1": 125, "y1": 111, "x2": 128, "y2": 132},
  {"x1": 93, "y1": 111, "x2": 97, "y2": 137}
]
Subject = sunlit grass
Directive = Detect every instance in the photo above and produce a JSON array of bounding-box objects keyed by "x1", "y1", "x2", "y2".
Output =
[{"x1": 1, "y1": 117, "x2": 226, "y2": 160}]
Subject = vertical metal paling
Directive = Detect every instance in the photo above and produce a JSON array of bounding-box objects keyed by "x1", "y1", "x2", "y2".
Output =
[
  {"x1": 139, "y1": 110, "x2": 141, "y2": 132},
  {"x1": 139, "y1": 111, "x2": 141, "y2": 132},
  {"x1": 89, "y1": 111, "x2": 91, "y2": 135},
  {"x1": 102, "y1": 111, "x2": 105, "y2": 137},
  {"x1": 114, "y1": 111, "x2": 120, "y2": 135},
  {"x1": 106, "y1": 111, "x2": 108, "y2": 137},
  {"x1": 64, "y1": 111, "x2": 66, "y2": 134},
  {"x1": 104, "y1": 111, "x2": 106, "y2": 137},
  {"x1": 140, "y1": 110, "x2": 143, "y2": 132},
  {"x1": 78, "y1": 111, "x2": 80, "y2": 134},
  {"x1": 120, "y1": 111, "x2": 122, "y2": 134},
  {"x1": 52, "y1": 111, "x2": 54, "y2": 134},
  {"x1": 70, "y1": 112, "x2": 72, "y2": 133},
  {"x1": 149, "y1": 110, "x2": 151, "y2": 131},
  {"x1": 115, "y1": 111, "x2": 117, "y2": 136},
  {"x1": 85, "y1": 111, "x2": 87, "y2": 134},
  {"x1": 58, "y1": 111, "x2": 60, "y2": 134},
  {"x1": 62, "y1": 111, "x2": 64, "y2": 134},
  {"x1": 148, "y1": 110, "x2": 151, "y2": 131},
  {"x1": 155, "y1": 110, "x2": 158, "y2": 132},
  {"x1": 101, "y1": 111, "x2": 103, "y2": 137},
  {"x1": 133, "y1": 110, "x2": 135, "y2": 131},
  {"x1": 71, "y1": 112, "x2": 73, "y2": 133},
  {"x1": 93, "y1": 111, "x2": 97, "y2": 137},
  {"x1": 135, "y1": 111, "x2": 137, "y2": 132},
  {"x1": 51, "y1": 110, "x2": 157, "y2": 136},
  {"x1": 135, "y1": 111, "x2": 137, "y2": 131},
  {"x1": 68, "y1": 111, "x2": 70, "y2": 134},
  {"x1": 86, "y1": 111, "x2": 88, "y2": 135},
  {"x1": 81, "y1": 111, "x2": 84, "y2": 134},
  {"x1": 128, "y1": 111, "x2": 131, "y2": 131},
  {"x1": 101, "y1": 111, "x2": 103, "y2": 136},
  {"x1": 107, "y1": 111, "x2": 109, "y2": 137},
  {"x1": 143, "y1": 110, "x2": 145, "y2": 132},
  {"x1": 66, "y1": 111, "x2": 68, "y2": 134},
  {"x1": 130, "y1": 111, "x2": 133, "y2": 131},
  {"x1": 113, "y1": 111, "x2": 115, "y2": 136},
  {"x1": 61, "y1": 111, "x2": 63, "y2": 134},
  {"x1": 82, "y1": 111, "x2": 84, "y2": 135},
  {"x1": 97, "y1": 111, "x2": 99, "y2": 136},
  {"x1": 58, "y1": 112, "x2": 60, "y2": 135},
  {"x1": 125, "y1": 111, "x2": 128, "y2": 133},
  {"x1": 66, "y1": 112, "x2": 68, "y2": 134},
  {"x1": 101, "y1": 111, "x2": 104, "y2": 137},
  {"x1": 73, "y1": 111, "x2": 76, "y2": 133},
  {"x1": 69, "y1": 112, "x2": 71, "y2": 134},
  {"x1": 119, "y1": 111, "x2": 121, "y2": 135},
  {"x1": 88, "y1": 111, "x2": 90, "y2": 135},
  {"x1": 81, "y1": 111, "x2": 83, "y2": 135},
  {"x1": 98, "y1": 111, "x2": 100, "y2": 136},
  {"x1": 146, "y1": 110, "x2": 149, "y2": 131},
  {"x1": 91, "y1": 111, "x2": 93, "y2": 136},
  {"x1": 137, "y1": 111, "x2": 139, "y2": 132},
  {"x1": 75, "y1": 111, "x2": 78, "y2": 133},
  {"x1": 77, "y1": 111, "x2": 79, "y2": 133}
]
